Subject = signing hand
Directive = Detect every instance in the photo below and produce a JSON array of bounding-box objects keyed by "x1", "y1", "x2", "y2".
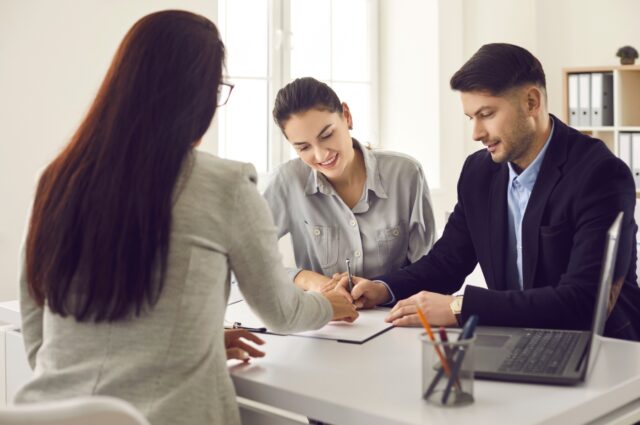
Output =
[
  {"x1": 322, "y1": 287, "x2": 359, "y2": 322},
  {"x1": 385, "y1": 291, "x2": 456, "y2": 327},
  {"x1": 225, "y1": 329, "x2": 266, "y2": 363},
  {"x1": 334, "y1": 275, "x2": 391, "y2": 309}
]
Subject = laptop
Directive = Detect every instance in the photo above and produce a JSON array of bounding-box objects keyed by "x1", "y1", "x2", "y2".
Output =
[{"x1": 473, "y1": 211, "x2": 624, "y2": 385}]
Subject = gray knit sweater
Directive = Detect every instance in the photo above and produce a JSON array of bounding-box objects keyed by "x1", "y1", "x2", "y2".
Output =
[{"x1": 15, "y1": 151, "x2": 333, "y2": 425}]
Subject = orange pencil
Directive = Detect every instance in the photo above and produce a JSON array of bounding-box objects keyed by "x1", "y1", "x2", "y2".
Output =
[{"x1": 416, "y1": 304, "x2": 452, "y2": 377}]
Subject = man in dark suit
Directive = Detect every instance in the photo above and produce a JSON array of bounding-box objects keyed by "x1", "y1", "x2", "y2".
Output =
[{"x1": 342, "y1": 43, "x2": 640, "y2": 340}]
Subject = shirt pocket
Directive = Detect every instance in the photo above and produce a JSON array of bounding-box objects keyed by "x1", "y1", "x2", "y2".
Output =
[
  {"x1": 305, "y1": 222, "x2": 340, "y2": 269},
  {"x1": 376, "y1": 222, "x2": 408, "y2": 269}
]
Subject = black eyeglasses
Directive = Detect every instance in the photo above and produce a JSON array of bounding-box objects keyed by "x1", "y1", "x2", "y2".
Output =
[{"x1": 217, "y1": 82, "x2": 234, "y2": 107}]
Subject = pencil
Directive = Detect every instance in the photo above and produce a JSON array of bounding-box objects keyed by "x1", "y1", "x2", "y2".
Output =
[{"x1": 416, "y1": 305, "x2": 452, "y2": 377}]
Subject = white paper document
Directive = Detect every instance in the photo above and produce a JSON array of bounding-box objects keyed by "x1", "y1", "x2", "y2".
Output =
[{"x1": 224, "y1": 300, "x2": 393, "y2": 344}]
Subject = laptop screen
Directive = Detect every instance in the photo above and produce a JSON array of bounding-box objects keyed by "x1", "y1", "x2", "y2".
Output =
[{"x1": 585, "y1": 211, "x2": 623, "y2": 376}]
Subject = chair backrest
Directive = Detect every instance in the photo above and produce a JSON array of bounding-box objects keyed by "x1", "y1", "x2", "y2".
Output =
[{"x1": 0, "y1": 396, "x2": 150, "y2": 425}]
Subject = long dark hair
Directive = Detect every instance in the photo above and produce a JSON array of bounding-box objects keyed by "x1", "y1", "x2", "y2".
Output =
[{"x1": 26, "y1": 10, "x2": 225, "y2": 322}]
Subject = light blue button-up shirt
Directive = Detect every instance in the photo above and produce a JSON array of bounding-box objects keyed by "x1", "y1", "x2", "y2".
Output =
[
  {"x1": 505, "y1": 120, "x2": 554, "y2": 289},
  {"x1": 263, "y1": 139, "x2": 435, "y2": 282}
]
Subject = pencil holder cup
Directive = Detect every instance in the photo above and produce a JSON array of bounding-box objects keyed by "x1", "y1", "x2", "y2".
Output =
[{"x1": 420, "y1": 330, "x2": 475, "y2": 407}]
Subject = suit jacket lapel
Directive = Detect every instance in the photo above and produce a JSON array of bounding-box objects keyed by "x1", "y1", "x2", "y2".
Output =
[
  {"x1": 489, "y1": 164, "x2": 509, "y2": 291},
  {"x1": 521, "y1": 116, "x2": 569, "y2": 289}
]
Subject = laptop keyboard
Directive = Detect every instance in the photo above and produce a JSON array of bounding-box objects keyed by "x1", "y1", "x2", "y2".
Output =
[{"x1": 498, "y1": 330, "x2": 581, "y2": 375}]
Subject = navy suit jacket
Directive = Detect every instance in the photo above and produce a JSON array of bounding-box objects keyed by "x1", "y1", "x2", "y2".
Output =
[{"x1": 378, "y1": 115, "x2": 640, "y2": 340}]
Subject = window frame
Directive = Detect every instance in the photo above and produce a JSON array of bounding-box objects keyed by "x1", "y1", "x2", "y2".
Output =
[{"x1": 210, "y1": 0, "x2": 379, "y2": 179}]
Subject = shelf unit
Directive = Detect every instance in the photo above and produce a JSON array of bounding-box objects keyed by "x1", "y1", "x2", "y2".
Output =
[{"x1": 562, "y1": 65, "x2": 640, "y2": 196}]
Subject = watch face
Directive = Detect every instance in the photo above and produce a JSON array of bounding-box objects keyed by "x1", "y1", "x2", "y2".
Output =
[{"x1": 452, "y1": 297, "x2": 463, "y2": 313}]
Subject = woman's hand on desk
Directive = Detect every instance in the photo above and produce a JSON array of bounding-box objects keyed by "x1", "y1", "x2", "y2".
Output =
[{"x1": 224, "y1": 329, "x2": 266, "y2": 363}]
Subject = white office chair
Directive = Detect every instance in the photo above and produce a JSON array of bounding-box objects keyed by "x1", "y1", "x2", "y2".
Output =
[{"x1": 0, "y1": 396, "x2": 150, "y2": 425}]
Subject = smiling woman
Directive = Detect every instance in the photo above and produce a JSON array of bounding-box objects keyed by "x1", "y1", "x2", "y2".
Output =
[{"x1": 264, "y1": 77, "x2": 436, "y2": 293}]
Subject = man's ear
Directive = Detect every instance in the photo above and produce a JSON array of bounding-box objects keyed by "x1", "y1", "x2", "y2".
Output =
[
  {"x1": 342, "y1": 102, "x2": 353, "y2": 130},
  {"x1": 525, "y1": 86, "x2": 544, "y2": 116}
]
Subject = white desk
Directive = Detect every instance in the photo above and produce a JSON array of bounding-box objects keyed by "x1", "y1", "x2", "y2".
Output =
[
  {"x1": 3, "y1": 299, "x2": 640, "y2": 424},
  {"x1": 230, "y1": 327, "x2": 640, "y2": 425},
  {"x1": 0, "y1": 301, "x2": 20, "y2": 328}
]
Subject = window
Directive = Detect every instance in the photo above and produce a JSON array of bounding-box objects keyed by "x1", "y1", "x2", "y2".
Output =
[{"x1": 212, "y1": 0, "x2": 377, "y2": 175}]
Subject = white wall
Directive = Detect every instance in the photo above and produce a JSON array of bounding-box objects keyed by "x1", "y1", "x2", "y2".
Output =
[
  {"x1": 379, "y1": 0, "x2": 440, "y2": 189},
  {"x1": 378, "y1": 0, "x2": 458, "y2": 231},
  {"x1": 537, "y1": 0, "x2": 640, "y2": 117},
  {"x1": 0, "y1": 1, "x2": 218, "y2": 301}
]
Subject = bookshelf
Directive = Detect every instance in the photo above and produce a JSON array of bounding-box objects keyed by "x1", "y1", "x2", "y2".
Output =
[{"x1": 562, "y1": 65, "x2": 640, "y2": 197}]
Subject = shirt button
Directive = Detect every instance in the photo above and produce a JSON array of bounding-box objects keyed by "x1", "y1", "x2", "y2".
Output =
[
  {"x1": 354, "y1": 250, "x2": 362, "y2": 258},
  {"x1": 392, "y1": 228, "x2": 400, "y2": 236},
  {"x1": 350, "y1": 219, "x2": 356, "y2": 227},
  {"x1": 313, "y1": 229, "x2": 321, "y2": 236}
]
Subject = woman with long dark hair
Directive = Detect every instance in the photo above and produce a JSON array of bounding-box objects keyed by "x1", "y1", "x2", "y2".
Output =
[{"x1": 15, "y1": 10, "x2": 356, "y2": 425}]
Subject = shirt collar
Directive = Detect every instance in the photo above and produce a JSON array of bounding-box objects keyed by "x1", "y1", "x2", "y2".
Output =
[
  {"x1": 508, "y1": 118, "x2": 555, "y2": 189},
  {"x1": 304, "y1": 139, "x2": 388, "y2": 199}
]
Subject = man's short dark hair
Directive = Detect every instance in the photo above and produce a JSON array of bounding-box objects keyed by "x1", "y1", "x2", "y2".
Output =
[{"x1": 450, "y1": 43, "x2": 546, "y2": 95}]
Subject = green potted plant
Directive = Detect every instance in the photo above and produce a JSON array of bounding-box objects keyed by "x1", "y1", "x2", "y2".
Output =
[{"x1": 616, "y1": 45, "x2": 638, "y2": 65}]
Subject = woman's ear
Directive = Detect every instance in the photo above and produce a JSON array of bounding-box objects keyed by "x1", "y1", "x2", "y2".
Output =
[{"x1": 342, "y1": 102, "x2": 353, "y2": 130}]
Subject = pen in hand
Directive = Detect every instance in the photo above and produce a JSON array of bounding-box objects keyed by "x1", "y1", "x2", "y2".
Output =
[{"x1": 346, "y1": 258, "x2": 354, "y2": 292}]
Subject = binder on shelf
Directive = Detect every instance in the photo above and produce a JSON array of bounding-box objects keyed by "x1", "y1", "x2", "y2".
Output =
[
  {"x1": 568, "y1": 74, "x2": 580, "y2": 126},
  {"x1": 601, "y1": 73, "x2": 614, "y2": 126},
  {"x1": 578, "y1": 73, "x2": 591, "y2": 127},
  {"x1": 619, "y1": 132, "x2": 632, "y2": 172},
  {"x1": 591, "y1": 72, "x2": 614, "y2": 127},
  {"x1": 631, "y1": 133, "x2": 640, "y2": 188}
]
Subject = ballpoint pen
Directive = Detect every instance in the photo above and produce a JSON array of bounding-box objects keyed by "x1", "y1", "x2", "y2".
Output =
[
  {"x1": 231, "y1": 321, "x2": 267, "y2": 333},
  {"x1": 346, "y1": 258, "x2": 354, "y2": 292},
  {"x1": 441, "y1": 315, "x2": 479, "y2": 404}
]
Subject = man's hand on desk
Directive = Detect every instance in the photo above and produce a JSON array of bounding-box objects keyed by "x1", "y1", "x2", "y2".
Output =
[
  {"x1": 334, "y1": 276, "x2": 392, "y2": 309},
  {"x1": 225, "y1": 329, "x2": 266, "y2": 363},
  {"x1": 385, "y1": 292, "x2": 457, "y2": 327}
]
